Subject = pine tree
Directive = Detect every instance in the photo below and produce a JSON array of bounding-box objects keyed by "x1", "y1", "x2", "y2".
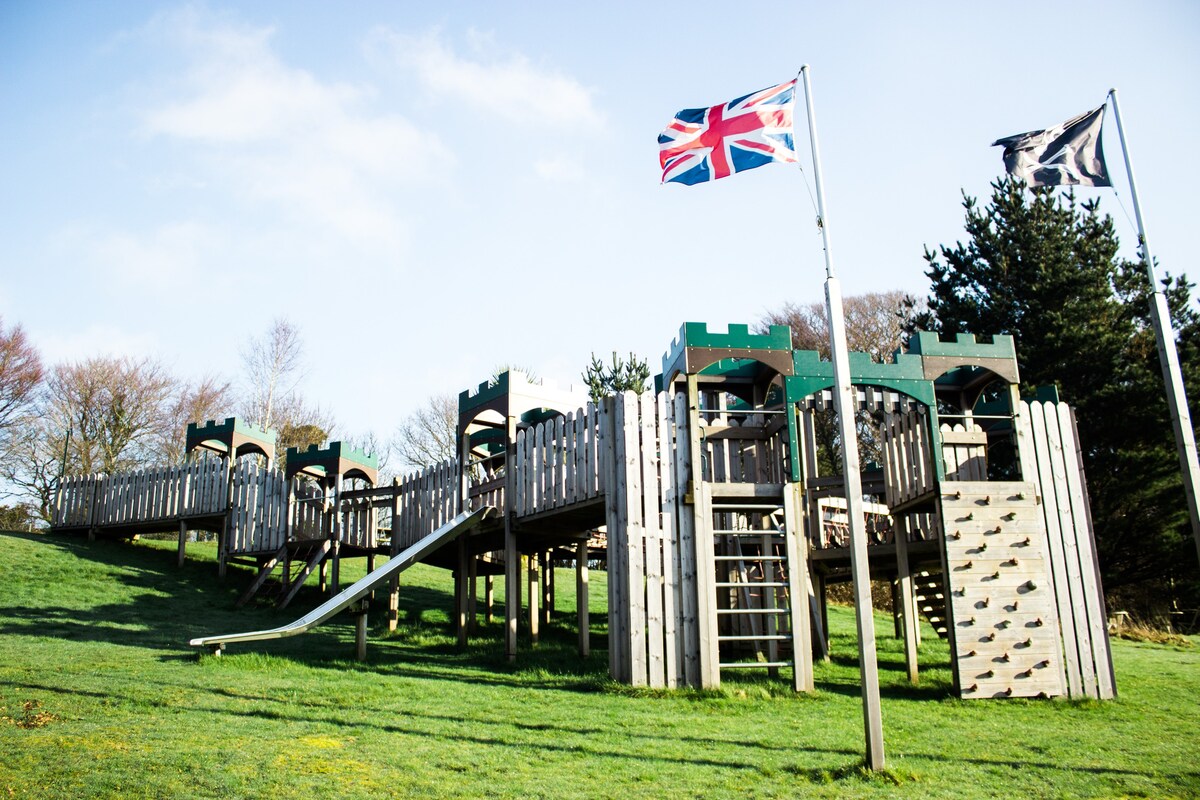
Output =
[{"x1": 917, "y1": 177, "x2": 1199, "y2": 613}]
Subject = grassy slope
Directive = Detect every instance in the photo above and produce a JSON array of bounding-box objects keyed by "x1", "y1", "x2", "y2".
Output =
[{"x1": 0, "y1": 531, "x2": 1196, "y2": 799}]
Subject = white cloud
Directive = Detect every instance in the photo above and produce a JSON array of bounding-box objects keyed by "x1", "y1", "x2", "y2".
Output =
[
  {"x1": 371, "y1": 27, "x2": 604, "y2": 129},
  {"x1": 136, "y1": 9, "x2": 452, "y2": 255}
]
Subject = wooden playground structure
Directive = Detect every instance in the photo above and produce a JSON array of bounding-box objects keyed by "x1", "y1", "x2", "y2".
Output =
[{"x1": 51, "y1": 322, "x2": 1115, "y2": 701}]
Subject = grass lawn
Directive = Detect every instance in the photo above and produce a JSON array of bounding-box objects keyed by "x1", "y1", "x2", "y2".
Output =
[{"x1": 0, "y1": 530, "x2": 1196, "y2": 799}]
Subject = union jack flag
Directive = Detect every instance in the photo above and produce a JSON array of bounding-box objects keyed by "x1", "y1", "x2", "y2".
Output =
[{"x1": 658, "y1": 80, "x2": 798, "y2": 186}]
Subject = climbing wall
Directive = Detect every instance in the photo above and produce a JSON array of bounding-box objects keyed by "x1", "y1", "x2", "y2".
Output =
[{"x1": 940, "y1": 481, "x2": 1066, "y2": 699}]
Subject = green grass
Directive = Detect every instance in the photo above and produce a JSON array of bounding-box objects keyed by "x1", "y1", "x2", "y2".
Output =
[{"x1": 0, "y1": 531, "x2": 1197, "y2": 799}]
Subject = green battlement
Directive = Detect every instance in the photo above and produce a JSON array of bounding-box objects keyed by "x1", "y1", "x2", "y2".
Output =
[
  {"x1": 786, "y1": 349, "x2": 935, "y2": 407},
  {"x1": 907, "y1": 331, "x2": 1016, "y2": 360},
  {"x1": 185, "y1": 416, "x2": 276, "y2": 460},
  {"x1": 285, "y1": 441, "x2": 378, "y2": 481},
  {"x1": 661, "y1": 322, "x2": 795, "y2": 386}
]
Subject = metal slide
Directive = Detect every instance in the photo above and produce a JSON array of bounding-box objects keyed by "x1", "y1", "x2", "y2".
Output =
[{"x1": 189, "y1": 506, "x2": 491, "y2": 651}]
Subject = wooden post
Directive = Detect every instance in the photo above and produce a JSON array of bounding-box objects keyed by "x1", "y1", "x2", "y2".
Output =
[
  {"x1": 485, "y1": 573, "x2": 495, "y2": 625},
  {"x1": 504, "y1": 420, "x2": 519, "y2": 661},
  {"x1": 541, "y1": 550, "x2": 552, "y2": 627},
  {"x1": 895, "y1": 515, "x2": 920, "y2": 684},
  {"x1": 456, "y1": 535, "x2": 469, "y2": 648},
  {"x1": 687, "y1": 376, "x2": 720, "y2": 688},
  {"x1": 177, "y1": 520, "x2": 188, "y2": 568},
  {"x1": 218, "y1": 456, "x2": 234, "y2": 579},
  {"x1": 468, "y1": 553, "x2": 479, "y2": 635},
  {"x1": 388, "y1": 476, "x2": 401, "y2": 632},
  {"x1": 528, "y1": 553, "x2": 540, "y2": 646},
  {"x1": 784, "y1": 482, "x2": 814, "y2": 692},
  {"x1": 577, "y1": 540, "x2": 590, "y2": 657},
  {"x1": 354, "y1": 602, "x2": 368, "y2": 661}
]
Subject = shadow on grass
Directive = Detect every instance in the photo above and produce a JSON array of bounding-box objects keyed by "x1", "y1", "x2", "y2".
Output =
[{"x1": 13, "y1": 674, "x2": 1200, "y2": 790}]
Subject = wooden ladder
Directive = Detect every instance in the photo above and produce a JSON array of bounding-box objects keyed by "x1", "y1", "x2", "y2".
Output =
[{"x1": 709, "y1": 494, "x2": 797, "y2": 675}]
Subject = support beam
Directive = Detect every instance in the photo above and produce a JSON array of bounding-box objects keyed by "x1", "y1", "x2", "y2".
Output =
[
  {"x1": 177, "y1": 520, "x2": 188, "y2": 568},
  {"x1": 577, "y1": 540, "x2": 590, "y2": 658},
  {"x1": 895, "y1": 516, "x2": 920, "y2": 685},
  {"x1": 528, "y1": 554, "x2": 541, "y2": 646},
  {"x1": 456, "y1": 536, "x2": 469, "y2": 648},
  {"x1": 354, "y1": 602, "x2": 368, "y2": 661}
]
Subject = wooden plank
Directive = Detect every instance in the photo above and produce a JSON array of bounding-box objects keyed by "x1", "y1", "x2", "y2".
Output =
[
  {"x1": 640, "y1": 391, "x2": 665, "y2": 688},
  {"x1": 657, "y1": 391, "x2": 681, "y2": 688},
  {"x1": 1065, "y1": 405, "x2": 1117, "y2": 699},
  {"x1": 621, "y1": 391, "x2": 647, "y2": 685},
  {"x1": 672, "y1": 391, "x2": 699, "y2": 688},
  {"x1": 1055, "y1": 402, "x2": 1112, "y2": 699},
  {"x1": 784, "y1": 482, "x2": 813, "y2": 691},
  {"x1": 1040, "y1": 403, "x2": 1092, "y2": 697}
]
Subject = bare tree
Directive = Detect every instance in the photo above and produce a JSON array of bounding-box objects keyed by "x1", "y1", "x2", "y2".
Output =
[
  {"x1": 239, "y1": 317, "x2": 304, "y2": 432},
  {"x1": 156, "y1": 374, "x2": 234, "y2": 465},
  {"x1": 760, "y1": 290, "x2": 918, "y2": 362},
  {"x1": 46, "y1": 356, "x2": 177, "y2": 475},
  {"x1": 759, "y1": 291, "x2": 922, "y2": 474},
  {"x1": 0, "y1": 319, "x2": 43, "y2": 452},
  {"x1": 393, "y1": 393, "x2": 457, "y2": 472}
]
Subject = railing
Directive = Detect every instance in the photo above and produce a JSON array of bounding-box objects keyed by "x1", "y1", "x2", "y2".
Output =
[
  {"x1": 511, "y1": 404, "x2": 604, "y2": 517},
  {"x1": 939, "y1": 422, "x2": 988, "y2": 480},
  {"x1": 51, "y1": 458, "x2": 229, "y2": 529},
  {"x1": 881, "y1": 409, "x2": 936, "y2": 508}
]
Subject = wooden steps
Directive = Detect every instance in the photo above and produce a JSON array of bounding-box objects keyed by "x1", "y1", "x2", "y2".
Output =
[{"x1": 913, "y1": 570, "x2": 949, "y2": 639}]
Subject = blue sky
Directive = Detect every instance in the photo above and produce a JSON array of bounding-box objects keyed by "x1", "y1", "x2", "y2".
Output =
[{"x1": 2, "y1": 1, "x2": 1197, "y2": 442}]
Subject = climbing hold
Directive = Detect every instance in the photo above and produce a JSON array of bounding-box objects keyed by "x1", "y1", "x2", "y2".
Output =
[
  {"x1": 1037, "y1": 660, "x2": 1051, "y2": 668},
  {"x1": 1034, "y1": 618, "x2": 1044, "y2": 627},
  {"x1": 991, "y1": 570, "x2": 1001, "y2": 579},
  {"x1": 1020, "y1": 668, "x2": 1034, "y2": 678},
  {"x1": 1000, "y1": 652, "x2": 1011, "y2": 662},
  {"x1": 993, "y1": 525, "x2": 1003, "y2": 535},
  {"x1": 978, "y1": 542, "x2": 988, "y2": 552},
  {"x1": 983, "y1": 669, "x2": 994, "y2": 678},
  {"x1": 966, "y1": 649, "x2": 977, "y2": 657},
  {"x1": 965, "y1": 512, "x2": 974, "y2": 520},
  {"x1": 982, "y1": 495, "x2": 991, "y2": 505},
  {"x1": 1005, "y1": 557, "x2": 1020, "y2": 567},
  {"x1": 981, "y1": 596, "x2": 990, "y2": 608},
  {"x1": 1025, "y1": 580, "x2": 1038, "y2": 591},
  {"x1": 1020, "y1": 537, "x2": 1031, "y2": 547},
  {"x1": 984, "y1": 632, "x2": 996, "y2": 642},
  {"x1": 1003, "y1": 512, "x2": 1018, "y2": 521},
  {"x1": 1003, "y1": 687, "x2": 1013, "y2": 697},
  {"x1": 950, "y1": 530, "x2": 961, "y2": 540}
]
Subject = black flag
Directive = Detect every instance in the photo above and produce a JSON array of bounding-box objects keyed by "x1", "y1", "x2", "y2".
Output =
[{"x1": 993, "y1": 105, "x2": 1110, "y2": 187}]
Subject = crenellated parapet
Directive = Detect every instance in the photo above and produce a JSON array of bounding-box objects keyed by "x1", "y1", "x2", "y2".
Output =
[
  {"x1": 185, "y1": 417, "x2": 276, "y2": 463},
  {"x1": 285, "y1": 441, "x2": 378, "y2": 485}
]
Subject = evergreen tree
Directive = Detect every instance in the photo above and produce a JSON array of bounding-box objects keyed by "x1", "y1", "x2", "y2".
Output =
[
  {"x1": 916, "y1": 177, "x2": 1199, "y2": 613},
  {"x1": 582, "y1": 352, "x2": 650, "y2": 405}
]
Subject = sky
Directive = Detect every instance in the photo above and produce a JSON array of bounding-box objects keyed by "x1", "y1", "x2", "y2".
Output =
[{"x1": 2, "y1": 1, "x2": 1198, "y2": 448}]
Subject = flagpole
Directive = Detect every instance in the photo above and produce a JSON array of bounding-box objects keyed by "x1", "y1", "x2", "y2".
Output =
[
  {"x1": 799, "y1": 64, "x2": 885, "y2": 771},
  {"x1": 1107, "y1": 88, "x2": 1200, "y2": 566}
]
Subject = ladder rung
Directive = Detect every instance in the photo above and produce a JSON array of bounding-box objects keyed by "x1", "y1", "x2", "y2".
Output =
[
  {"x1": 718, "y1": 634, "x2": 790, "y2": 642},
  {"x1": 714, "y1": 555, "x2": 784, "y2": 562},
  {"x1": 712, "y1": 529, "x2": 784, "y2": 536},
  {"x1": 716, "y1": 608, "x2": 787, "y2": 615},
  {"x1": 714, "y1": 581, "x2": 788, "y2": 588},
  {"x1": 719, "y1": 661, "x2": 792, "y2": 669}
]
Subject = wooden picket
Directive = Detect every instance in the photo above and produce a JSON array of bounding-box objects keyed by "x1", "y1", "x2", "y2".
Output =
[{"x1": 1015, "y1": 400, "x2": 1115, "y2": 700}]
